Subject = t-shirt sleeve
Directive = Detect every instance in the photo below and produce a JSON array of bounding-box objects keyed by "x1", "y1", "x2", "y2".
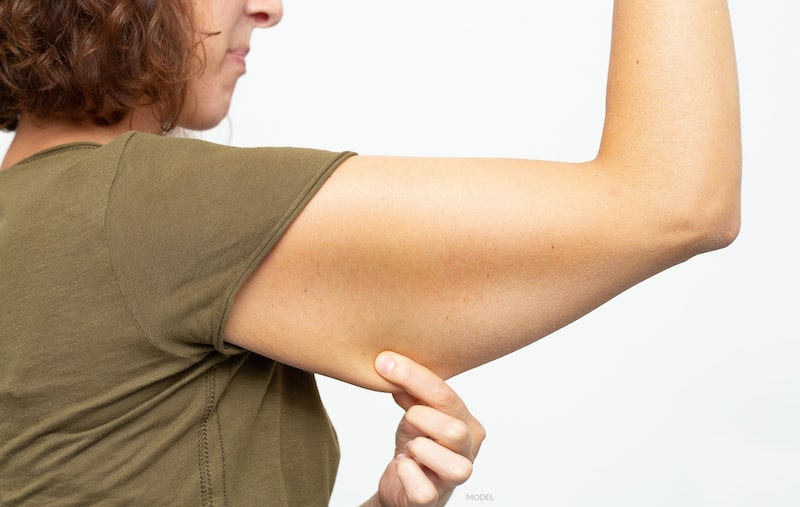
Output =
[{"x1": 105, "y1": 133, "x2": 354, "y2": 359}]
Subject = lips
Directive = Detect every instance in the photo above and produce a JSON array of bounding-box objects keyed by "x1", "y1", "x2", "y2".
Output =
[{"x1": 227, "y1": 47, "x2": 249, "y2": 73}]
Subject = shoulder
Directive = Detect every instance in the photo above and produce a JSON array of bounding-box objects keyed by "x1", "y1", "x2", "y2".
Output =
[{"x1": 117, "y1": 132, "x2": 352, "y2": 172}]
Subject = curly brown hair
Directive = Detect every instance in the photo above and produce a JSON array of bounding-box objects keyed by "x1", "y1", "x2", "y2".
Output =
[{"x1": 0, "y1": 0, "x2": 201, "y2": 133}]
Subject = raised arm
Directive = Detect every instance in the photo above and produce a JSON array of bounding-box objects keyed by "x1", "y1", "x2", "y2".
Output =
[{"x1": 225, "y1": 0, "x2": 741, "y2": 391}]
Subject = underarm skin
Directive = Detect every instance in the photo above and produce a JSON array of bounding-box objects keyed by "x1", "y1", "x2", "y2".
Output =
[{"x1": 224, "y1": 0, "x2": 741, "y2": 391}]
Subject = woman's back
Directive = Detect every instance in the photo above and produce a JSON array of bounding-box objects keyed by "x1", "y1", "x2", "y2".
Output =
[{"x1": 0, "y1": 135, "x2": 343, "y2": 504}]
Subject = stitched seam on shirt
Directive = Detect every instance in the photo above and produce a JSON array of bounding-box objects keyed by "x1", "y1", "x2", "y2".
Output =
[
  {"x1": 16, "y1": 143, "x2": 100, "y2": 165},
  {"x1": 215, "y1": 408, "x2": 229, "y2": 506},
  {"x1": 217, "y1": 361, "x2": 230, "y2": 506},
  {"x1": 198, "y1": 368, "x2": 216, "y2": 507}
]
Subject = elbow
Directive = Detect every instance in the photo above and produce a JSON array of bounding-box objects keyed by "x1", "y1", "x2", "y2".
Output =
[
  {"x1": 656, "y1": 192, "x2": 740, "y2": 263},
  {"x1": 698, "y1": 204, "x2": 740, "y2": 252},
  {"x1": 696, "y1": 153, "x2": 742, "y2": 252},
  {"x1": 672, "y1": 159, "x2": 742, "y2": 256},
  {"x1": 710, "y1": 196, "x2": 741, "y2": 249},
  {"x1": 693, "y1": 125, "x2": 743, "y2": 251}
]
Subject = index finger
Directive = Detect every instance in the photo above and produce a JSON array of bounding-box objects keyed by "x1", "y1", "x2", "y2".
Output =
[{"x1": 375, "y1": 351, "x2": 468, "y2": 417}]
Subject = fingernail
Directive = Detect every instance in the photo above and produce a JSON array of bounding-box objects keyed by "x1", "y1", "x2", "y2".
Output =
[{"x1": 376, "y1": 352, "x2": 396, "y2": 375}]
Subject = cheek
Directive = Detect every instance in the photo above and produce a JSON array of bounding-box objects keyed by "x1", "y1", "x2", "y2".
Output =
[
  {"x1": 178, "y1": 34, "x2": 241, "y2": 129},
  {"x1": 198, "y1": 35, "x2": 227, "y2": 74}
]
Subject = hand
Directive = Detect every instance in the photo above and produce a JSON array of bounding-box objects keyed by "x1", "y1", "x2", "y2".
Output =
[{"x1": 363, "y1": 351, "x2": 486, "y2": 507}]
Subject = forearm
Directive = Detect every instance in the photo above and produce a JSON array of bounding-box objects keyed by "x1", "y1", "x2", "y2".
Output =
[{"x1": 598, "y1": 0, "x2": 741, "y2": 249}]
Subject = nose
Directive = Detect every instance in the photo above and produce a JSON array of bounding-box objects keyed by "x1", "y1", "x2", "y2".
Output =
[{"x1": 246, "y1": 0, "x2": 283, "y2": 28}]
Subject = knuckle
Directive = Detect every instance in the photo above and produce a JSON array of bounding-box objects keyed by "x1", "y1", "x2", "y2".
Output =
[
  {"x1": 429, "y1": 382, "x2": 458, "y2": 409},
  {"x1": 442, "y1": 419, "x2": 470, "y2": 444},
  {"x1": 447, "y1": 457, "x2": 474, "y2": 485},
  {"x1": 408, "y1": 485, "x2": 439, "y2": 507},
  {"x1": 473, "y1": 420, "x2": 487, "y2": 444}
]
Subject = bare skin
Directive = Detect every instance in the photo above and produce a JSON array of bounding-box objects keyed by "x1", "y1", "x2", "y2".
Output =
[
  {"x1": 223, "y1": 0, "x2": 741, "y2": 391},
  {"x1": 1, "y1": 2, "x2": 740, "y2": 505}
]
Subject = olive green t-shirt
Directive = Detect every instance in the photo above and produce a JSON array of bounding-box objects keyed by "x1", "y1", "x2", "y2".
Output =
[{"x1": 0, "y1": 132, "x2": 354, "y2": 505}]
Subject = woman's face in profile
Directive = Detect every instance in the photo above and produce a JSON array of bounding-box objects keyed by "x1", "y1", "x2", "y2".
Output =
[{"x1": 181, "y1": 0, "x2": 284, "y2": 130}]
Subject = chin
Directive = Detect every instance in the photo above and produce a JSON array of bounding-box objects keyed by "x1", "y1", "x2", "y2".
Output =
[
  {"x1": 178, "y1": 108, "x2": 229, "y2": 131},
  {"x1": 180, "y1": 115, "x2": 227, "y2": 132},
  {"x1": 178, "y1": 95, "x2": 232, "y2": 132}
]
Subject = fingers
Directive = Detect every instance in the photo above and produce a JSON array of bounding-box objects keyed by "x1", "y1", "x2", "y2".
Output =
[
  {"x1": 376, "y1": 351, "x2": 486, "y2": 455},
  {"x1": 403, "y1": 436, "x2": 474, "y2": 485},
  {"x1": 375, "y1": 351, "x2": 465, "y2": 416},
  {"x1": 375, "y1": 350, "x2": 485, "y2": 507},
  {"x1": 395, "y1": 455, "x2": 440, "y2": 507},
  {"x1": 403, "y1": 404, "x2": 473, "y2": 457},
  {"x1": 392, "y1": 390, "x2": 420, "y2": 412}
]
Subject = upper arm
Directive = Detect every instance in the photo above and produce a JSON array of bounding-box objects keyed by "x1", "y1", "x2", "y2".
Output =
[
  {"x1": 224, "y1": 1, "x2": 742, "y2": 391},
  {"x1": 223, "y1": 155, "x2": 700, "y2": 391}
]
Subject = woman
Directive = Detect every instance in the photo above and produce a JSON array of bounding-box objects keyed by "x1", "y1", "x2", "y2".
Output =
[
  {"x1": 0, "y1": 1, "x2": 483, "y2": 505},
  {"x1": 0, "y1": 0, "x2": 741, "y2": 505}
]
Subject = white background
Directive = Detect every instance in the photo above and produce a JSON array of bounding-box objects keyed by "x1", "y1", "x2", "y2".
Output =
[{"x1": 3, "y1": 1, "x2": 798, "y2": 505}]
